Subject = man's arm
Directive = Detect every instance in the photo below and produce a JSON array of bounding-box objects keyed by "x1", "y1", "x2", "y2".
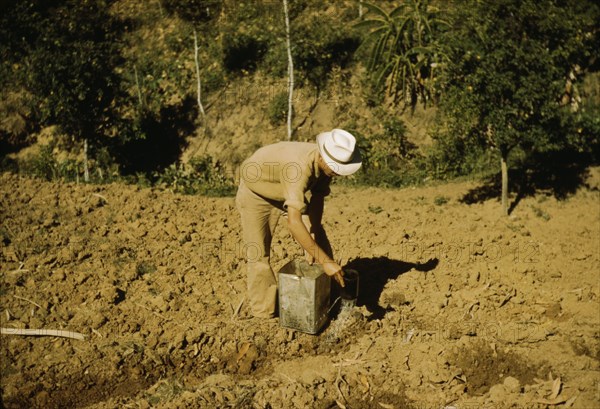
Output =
[
  {"x1": 287, "y1": 206, "x2": 345, "y2": 287},
  {"x1": 306, "y1": 194, "x2": 334, "y2": 262}
]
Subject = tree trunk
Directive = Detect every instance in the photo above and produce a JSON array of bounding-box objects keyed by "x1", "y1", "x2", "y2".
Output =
[
  {"x1": 283, "y1": 0, "x2": 294, "y2": 140},
  {"x1": 83, "y1": 138, "x2": 90, "y2": 183},
  {"x1": 194, "y1": 29, "x2": 206, "y2": 120},
  {"x1": 134, "y1": 65, "x2": 143, "y2": 108},
  {"x1": 501, "y1": 152, "x2": 508, "y2": 216}
]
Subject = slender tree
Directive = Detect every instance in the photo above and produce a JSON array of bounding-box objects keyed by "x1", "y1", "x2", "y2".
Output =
[
  {"x1": 440, "y1": 0, "x2": 599, "y2": 215},
  {"x1": 283, "y1": 0, "x2": 294, "y2": 140},
  {"x1": 193, "y1": 29, "x2": 206, "y2": 120}
]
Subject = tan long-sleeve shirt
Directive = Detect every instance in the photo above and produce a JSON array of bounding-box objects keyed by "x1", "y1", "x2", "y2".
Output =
[{"x1": 240, "y1": 142, "x2": 331, "y2": 213}]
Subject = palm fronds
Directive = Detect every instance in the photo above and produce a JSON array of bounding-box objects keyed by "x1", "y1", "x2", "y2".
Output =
[{"x1": 354, "y1": 0, "x2": 449, "y2": 108}]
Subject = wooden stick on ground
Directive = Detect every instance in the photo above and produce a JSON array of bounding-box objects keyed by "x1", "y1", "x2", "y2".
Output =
[
  {"x1": 1, "y1": 327, "x2": 85, "y2": 341},
  {"x1": 8, "y1": 262, "x2": 29, "y2": 275},
  {"x1": 335, "y1": 359, "x2": 348, "y2": 406},
  {"x1": 232, "y1": 297, "x2": 245, "y2": 320},
  {"x1": 13, "y1": 295, "x2": 43, "y2": 309},
  {"x1": 92, "y1": 193, "x2": 108, "y2": 203}
]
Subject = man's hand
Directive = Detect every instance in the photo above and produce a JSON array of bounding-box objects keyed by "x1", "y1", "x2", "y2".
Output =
[
  {"x1": 286, "y1": 207, "x2": 343, "y2": 286},
  {"x1": 322, "y1": 261, "x2": 345, "y2": 288}
]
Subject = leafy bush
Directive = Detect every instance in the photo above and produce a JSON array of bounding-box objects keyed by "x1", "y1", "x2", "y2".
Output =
[
  {"x1": 123, "y1": 22, "x2": 197, "y2": 114},
  {"x1": 434, "y1": 195, "x2": 449, "y2": 206},
  {"x1": 162, "y1": 0, "x2": 221, "y2": 24},
  {"x1": 222, "y1": 33, "x2": 267, "y2": 73},
  {"x1": 154, "y1": 155, "x2": 236, "y2": 196},
  {"x1": 113, "y1": 96, "x2": 196, "y2": 177},
  {"x1": 267, "y1": 92, "x2": 289, "y2": 125},
  {"x1": 426, "y1": 116, "x2": 496, "y2": 179},
  {"x1": 0, "y1": 91, "x2": 38, "y2": 151},
  {"x1": 12, "y1": 142, "x2": 121, "y2": 184},
  {"x1": 28, "y1": 1, "x2": 124, "y2": 145},
  {"x1": 261, "y1": 7, "x2": 361, "y2": 88},
  {"x1": 0, "y1": 1, "x2": 126, "y2": 154},
  {"x1": 218, "y1": 2, "x2": 278, "y2": 74},
  {"x1": 291, "y1": 17, "x2": 360, "y2": 87},
  {"x1": 568, "y1": 73, "x2": 600, "y2": 163},
  {"x1": 342, "y1": 118, "x2": 426, "y2": 188},
  {"x1": 23, "y1": 145, "x2": 58, "y2": 181}
]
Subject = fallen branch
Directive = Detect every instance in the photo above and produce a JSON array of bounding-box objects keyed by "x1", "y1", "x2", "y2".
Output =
[
  {"x1": 8, "y1": 262, "x2": 29, "y2": 275},
  {"x1": 335, "y1": 359, "x2": 348, "y2": 405},
  {"x1": 13, "y1": 295, "x2": 43, "y2": 309},
  {"x1": 1, "y1": 327, "x2": 85, "y2": 341},
  {"x1": 333, "y1": 359, "x2": 365, "y2": 368},
  {"x1": 92, "y1": 193, "x2": 108, "y2": 203},
  {"x1": 232, "y1": 297, "x2": 245, "y2": 320}
]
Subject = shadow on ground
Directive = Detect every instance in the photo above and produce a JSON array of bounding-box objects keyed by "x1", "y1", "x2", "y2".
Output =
[
  {"x1": 340, "y1": 257, "x2": 439, "y2": 320},
  {"x1": 461, "y1": 151, "x2": 597, "y2": 213}
]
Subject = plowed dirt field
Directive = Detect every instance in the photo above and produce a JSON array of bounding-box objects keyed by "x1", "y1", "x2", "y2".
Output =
[{"x1": 1, "y1": 171, "x2": 599, "y2": 408}]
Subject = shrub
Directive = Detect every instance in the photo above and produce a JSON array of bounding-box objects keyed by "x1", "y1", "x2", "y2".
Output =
[
  {"x1": 222, "y1": 33, "x2": 267, "y2": 73},
  {"x1": 14, "y1": 142, "x2": 120, "y2": 184},
  {"x1": 162, "y1": 0, "x2": 221, "y2": 24},
  {"x1": 218, "y1": 2, "x2": 277, "y2": 74},
  {"x1": 341, "y1": 118, "x2": 426, "y2": 188},
  {"x1": 434, "y1": 195, "x2": 449, "y2": 206},
  {"x1": 267, "y1": 92, "x2": 289, "y2": 125},
  {"x1": 258, "y1": 2, "x2": 360, "y2": 88},
  {"x1": 292, "y1": 17, "x2": 360, "y2": 87},
  {"x1": 154, "y1": 155, "x2": 236, "y2": 196}
]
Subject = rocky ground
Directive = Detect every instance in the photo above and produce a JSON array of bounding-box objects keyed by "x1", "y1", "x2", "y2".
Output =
[{"x1": 1, "y1": 169, "x2": 599, "y2": 408}]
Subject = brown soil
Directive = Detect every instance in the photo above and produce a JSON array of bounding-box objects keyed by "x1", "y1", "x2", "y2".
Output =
[{"x1": 1, "y1": 170, "x2": 599, "y2": 409}]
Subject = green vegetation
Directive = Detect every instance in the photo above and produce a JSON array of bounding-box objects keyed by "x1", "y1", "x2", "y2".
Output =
[
  {"x1": 531, "y1": 205, "x2": 551, "y2": 221},
  {"x1": 267, "y1": 92, "x2": 289, "y2": 126},
  {"x1": 368, "y1": 205, "x2": 384, "y2": 214},
  {"x1": 154, "y1": 156, "x2": 236, "y2": 197},
  {"x1": 436, "y1": 0, "x2": 599, "y2": 214},
  {"x1": 356, "y1": 0, "x2": 448, "y2": 108},
  {"x1": 341, "y1": 117, "x2": 428, "y2": 188},
  {"x1": 434, "y1": 195, "x2": 449, "y2": 206},
  {"x1": 0, "y1": 0, "x2": 598, "y2": 208},
  {"x1": 136, "y1": 261, "x2": 158, "y2": 277}
]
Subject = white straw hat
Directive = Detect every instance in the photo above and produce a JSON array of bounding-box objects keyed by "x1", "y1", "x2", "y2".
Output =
[{"x1": 316, "y1": 129, "x2": 362, "y2": 176}]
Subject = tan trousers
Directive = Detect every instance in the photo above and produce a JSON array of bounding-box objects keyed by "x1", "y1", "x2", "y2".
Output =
[
  {"x1": 236, "y1": 181, "x2": 283, "y2": 318},
  {"x1": 236, "y1": 182, "x2": 334, "y2": 318}
]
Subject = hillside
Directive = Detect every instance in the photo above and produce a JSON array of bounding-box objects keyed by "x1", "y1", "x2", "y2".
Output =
[{"x1": 1, "y1": 0, "x2": 441, "y2": 180}]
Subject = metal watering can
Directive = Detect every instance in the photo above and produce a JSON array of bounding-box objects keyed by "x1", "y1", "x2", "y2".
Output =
[{"x1": 278, "y1": 259, "x2": 359, "y2": 334}]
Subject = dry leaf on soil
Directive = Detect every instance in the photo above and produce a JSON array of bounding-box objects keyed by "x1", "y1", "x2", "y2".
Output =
[
  {"x1": 236, "y1": 342, "x2": 250, "y2": 362},
  {"x1": 359, "y1": 374, "x2": 370, "y2": 393},
  {"x1": 549, "y1": 377, "x2": 562, "y2": 400}
]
